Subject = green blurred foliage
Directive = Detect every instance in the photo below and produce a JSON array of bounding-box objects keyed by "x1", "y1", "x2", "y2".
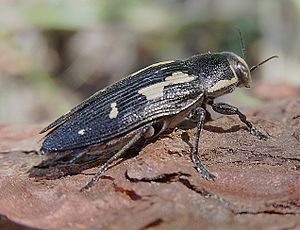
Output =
[{"x1": 0, "y1": 0, "x2": 299, "y2": 124}]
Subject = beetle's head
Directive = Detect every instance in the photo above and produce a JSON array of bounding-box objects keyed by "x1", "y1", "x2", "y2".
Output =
[
  {"x1": 221, "y1": 52, "x2": 251, "y2": 88},
  {"x1": 221, "y1": 52, "x2": 278, "y2": 90}
]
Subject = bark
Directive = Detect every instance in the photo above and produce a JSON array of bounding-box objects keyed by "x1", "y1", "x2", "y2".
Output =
[{"x1": 0, "y1": 99, "x2": 299, "y2": 230}]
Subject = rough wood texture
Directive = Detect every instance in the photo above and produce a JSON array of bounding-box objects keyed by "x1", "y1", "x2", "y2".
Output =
[{"x1": 0, "y1": 100, "x2": 299, "y2": 230}]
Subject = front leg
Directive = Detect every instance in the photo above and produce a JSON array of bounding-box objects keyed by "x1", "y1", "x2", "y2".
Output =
[
  {"x1": 189, "y1": 107, "x2": 215, "y2": 181},
  {"x1": 211, "y1": 102, "x2": 267, "y2": 140}
]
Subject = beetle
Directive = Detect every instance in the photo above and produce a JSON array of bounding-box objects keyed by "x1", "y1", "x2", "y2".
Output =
[{"x1": 39, "y1": 44, "x2": 277, "y2": 190}]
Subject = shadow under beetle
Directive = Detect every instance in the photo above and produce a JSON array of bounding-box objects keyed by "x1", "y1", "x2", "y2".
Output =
[{"x1": 39, "y1": 37, "x2": 277, "y2": 190}]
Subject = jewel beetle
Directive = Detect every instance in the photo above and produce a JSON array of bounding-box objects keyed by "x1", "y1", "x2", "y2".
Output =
[{"x1": 39, "y1": 40, "x2": 277, "y2": 190}]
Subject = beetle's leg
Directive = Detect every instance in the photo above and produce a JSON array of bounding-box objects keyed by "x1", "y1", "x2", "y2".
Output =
[
  {"x1": 189, "y1": 107, "x2": 215, "y2": 180},
  {"x1": 203, "y1": 98, "x2": 214, "y2": 122},
  {"x1": 80, "y1": 126, "x2": 148, "y2": 191},
  {"x1": 211, "y1": 102, "x2": 267, "y2": 140}
]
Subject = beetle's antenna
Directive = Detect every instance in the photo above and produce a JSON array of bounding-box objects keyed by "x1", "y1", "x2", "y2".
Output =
[
  {"x1": 236, "y1": 28, "x2": 247, "y2": 60},
  {"x1": 250, "y1": 55, "x2": 278, "y2": 72}
]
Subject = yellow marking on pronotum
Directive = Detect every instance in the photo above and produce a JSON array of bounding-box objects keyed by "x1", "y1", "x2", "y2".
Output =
[
  {"x1": 78, "y1": 129, "x2": 86, "y2": 135},
  {"x1": 130, "y1": 60, "x2": 175, "y2": 77},
  {"x1": 138, "y1": 72, "x2": 196, "y2": 100},
  {"x1": 207, "y1": 66, "x2": 238, "y2": 93},
  {"x1": 109, "y1": 102, "x2": 119, "y2": 119}
]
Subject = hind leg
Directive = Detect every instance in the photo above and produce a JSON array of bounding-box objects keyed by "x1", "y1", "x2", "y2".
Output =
[{"x1": 81, "y1": 124, "x2": 156, "y2": 190}]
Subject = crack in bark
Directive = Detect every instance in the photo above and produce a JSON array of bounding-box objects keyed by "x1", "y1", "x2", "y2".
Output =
[
  {"x1": 21, "y1": 150, "x2": 39, "y2": 154},
  {"x1": 125, "y1": 171, "x2": 191, "y2": 183},
  {"x1": 235, "y1": 210, "x2": 299, "y2": 215},
  {"x1": 126, "y1": 171, "x2": 300, "y2": 216},
  {"x1": 209, "y1": 147, "x2": 300, "y2": 169},
  {"x1": 177, "y1": 178, "x2": 212, "y2": 198},
  {"x1": 227, "y1": 198, "x2": 300, "y2": 216},
  {"x1": 125, "y1": 171, "x2": 216, "y2": 199},
  {"x1": 0, "y1": 150, "x2": 39, "y2": 155},
  {"x1": 113, "y1": 183, "x2": 142, "y2": 201},
  {"x1": 139, "y1": 218, "x2": 164, "y2": 230}
]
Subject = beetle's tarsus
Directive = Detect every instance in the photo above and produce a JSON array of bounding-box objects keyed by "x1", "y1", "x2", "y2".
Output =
[
  {"x1": 250, "y1": 127, "x2": 268, "y2": 140},
  {"x1": 80, "y1": 178, "x2": 96, "y2": 191},
  {"x1": 192, "y1": 151, "x2": 215, "y2": 180},
  {"x1": 199, "y1": 167, "x2": 215, "y2": 181}
]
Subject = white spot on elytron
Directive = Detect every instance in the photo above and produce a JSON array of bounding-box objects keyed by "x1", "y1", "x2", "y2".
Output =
[
  {"x1": 130, "y1": 60, "x2": 175, "y2": 77},
  {"x1": 78, "y1": 129, "x2": 86, "y2": 135},
  {"x1": 207, "y1": 66, "x2": 238, "y2": 93},
  {"x1": 138, "y1": 72, "x2": 196, "y2": 100},
  {"x1": 164, "y1": 72, "x2": 195, "y2": 83},
  {"x1": 109, "y1": 102, "x2": 118, "y2": 119}
]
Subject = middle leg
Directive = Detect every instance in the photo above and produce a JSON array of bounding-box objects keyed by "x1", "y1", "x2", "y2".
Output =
[{"x1": 189, "y1": 107, "x2": 215, "y2": 180}]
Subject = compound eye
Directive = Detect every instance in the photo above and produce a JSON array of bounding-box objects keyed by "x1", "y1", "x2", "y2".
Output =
[{"x1": 236, "y1": 62, "x2": 247, "y2": 78}]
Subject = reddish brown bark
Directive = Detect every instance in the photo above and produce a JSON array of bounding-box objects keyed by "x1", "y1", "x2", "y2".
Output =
[{"x1": 0, "y1": 100, "x2": 299, "y2": 229}]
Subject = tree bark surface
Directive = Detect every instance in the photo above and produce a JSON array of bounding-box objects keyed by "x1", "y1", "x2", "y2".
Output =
[{"x1": 0, "y1": 100, "x2": 299, "y2": 230}]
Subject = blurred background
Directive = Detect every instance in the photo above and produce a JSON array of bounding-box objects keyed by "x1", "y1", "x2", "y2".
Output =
[{"x1": 0, "y1": 0, "x2": 299, "y2": 125}]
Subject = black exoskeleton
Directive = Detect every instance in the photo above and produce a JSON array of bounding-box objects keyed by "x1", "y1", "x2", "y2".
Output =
[{"x1": 39, "y1": 51, "x2": 277, "y2": 190}]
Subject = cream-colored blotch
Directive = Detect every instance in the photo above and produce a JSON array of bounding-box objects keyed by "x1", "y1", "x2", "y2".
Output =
[
  {"x1": 207, "y1": 65, "x2": 238, "y2": 93},
  {"x1": 130, "y1": 60, "x2": 175, "y2": 77},
  {"x1": 109, "y1": 102, "x2": 119, "y2": 119},
  {"x1": 138, "y1": 72, "x2": 196, "y2": 100},
  {"x1": 78, "y1": 129, "x2": 86, "y2": 135}
]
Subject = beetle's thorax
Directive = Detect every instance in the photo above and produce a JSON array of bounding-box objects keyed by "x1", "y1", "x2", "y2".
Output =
[{"x1": 185, "y1": 52, "x2": 251, "y2": 98}]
